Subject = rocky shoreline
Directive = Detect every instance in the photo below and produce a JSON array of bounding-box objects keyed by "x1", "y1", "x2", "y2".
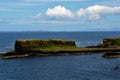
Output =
[
  {"x1": 1, "y1": 47, "x2": 120, "y2": 59},
  {"x1": 1, "y1": 38, "x2": 120, "y2": 59}
]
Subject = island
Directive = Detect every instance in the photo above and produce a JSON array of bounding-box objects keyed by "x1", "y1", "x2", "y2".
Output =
[{"x1": 1, "y1": 38, "x2": 120, "y2": 59}]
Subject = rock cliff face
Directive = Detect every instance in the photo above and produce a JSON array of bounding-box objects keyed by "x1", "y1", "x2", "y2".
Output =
[
  {"x1": 15, "y1": 39, "x2": 76, "y2": 52},
  {"x1": 97, "y1": 38, "x2": 120, "y2": 48}
]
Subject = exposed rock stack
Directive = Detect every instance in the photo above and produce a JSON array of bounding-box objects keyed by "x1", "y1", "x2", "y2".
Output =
[
  {"x1": 15, "y1": 39, "x2": 76, "y2": 52},
  {"x1": 97, "y1": 38, "x2": 120, "y2": 48}
]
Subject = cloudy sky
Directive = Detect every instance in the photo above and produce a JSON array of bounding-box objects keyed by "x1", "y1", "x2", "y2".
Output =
[{"x1": 0, "y1": 0, "x2": 120, "y2": 31}]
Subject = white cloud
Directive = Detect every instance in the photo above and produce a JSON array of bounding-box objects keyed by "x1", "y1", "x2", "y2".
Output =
[
  {"x1": 77, "y1": 5, "x2": 120, "y2": 20},
  {"x1": 46, "y1": 5, "x2": 75, "y2": 19},
  {"x1": 32, "y1": 5, "x2": 120, "y2": 21}
]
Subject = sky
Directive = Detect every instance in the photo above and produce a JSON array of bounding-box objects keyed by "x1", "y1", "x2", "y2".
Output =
[{"x1": 0, "y1": 0, "x2": 120, "y2": 31}]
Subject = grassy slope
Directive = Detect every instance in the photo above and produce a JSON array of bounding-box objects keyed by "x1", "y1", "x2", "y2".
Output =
[
  {"x1": 15, "y1": 39, "x2": 76, "y2": 51},
  {"x1": 15, "y1": 38, "x2": 120, "y2": 51},
  {"x1": 32, "y1": 46, "x2": 119, "y2": 51}
]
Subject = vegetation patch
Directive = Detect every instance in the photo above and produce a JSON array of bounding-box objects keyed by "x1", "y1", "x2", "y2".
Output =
[
  {"x1": 15, "y1": 39, "x2": 76, "y2": 52},
  {"x1": 97, "y1": 38, "x2": 120, "y2": 48}
]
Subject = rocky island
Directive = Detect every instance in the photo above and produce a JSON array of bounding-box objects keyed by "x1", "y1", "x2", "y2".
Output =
[{"x1": 1, "y1": 38, "x2": 120, "y2": 59}]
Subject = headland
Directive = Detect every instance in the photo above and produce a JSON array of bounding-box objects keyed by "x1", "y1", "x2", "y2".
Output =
[{"x1": 1, "y1": 38, "x2": 120, "y2": 59}]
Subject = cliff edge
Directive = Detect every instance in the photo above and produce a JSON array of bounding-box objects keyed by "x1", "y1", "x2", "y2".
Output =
[
  {"x1": 97, "y1": 37, "x2": 120, "y2": 48},
  {"x1": 15, "y1": 39, "x2": 76, "y2": 52}
]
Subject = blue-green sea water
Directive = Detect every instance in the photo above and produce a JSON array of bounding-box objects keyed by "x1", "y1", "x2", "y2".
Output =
[{"x1": 0, "y1": 31, "x2": 120, "y2": 80}]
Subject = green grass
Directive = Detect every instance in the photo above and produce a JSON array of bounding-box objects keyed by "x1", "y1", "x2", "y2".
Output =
[
  {"x1": 33, "y1": 46, "x2": 85, "y2": 51},
  {"x1": 15, "y1": 39, "x2": 76, "y2": 51},
  {"x1": 15, "y1": 38, "x2": 120, "y2": 52},
  {"x1": 103, "y1": 38, "x2": 120, "y2": 47},
  {"x1": 32, "y1": 46, "x2": 110, "y2": 51}
]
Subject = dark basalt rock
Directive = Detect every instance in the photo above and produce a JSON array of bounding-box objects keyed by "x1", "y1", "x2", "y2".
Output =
[{"x1": 102, "y1": 52, "x2": 120, "y2": 58}]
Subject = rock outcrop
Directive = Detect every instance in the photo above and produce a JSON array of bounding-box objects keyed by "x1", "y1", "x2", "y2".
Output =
[
  {"x1": 99, "y1": 37, "x2": 120, "y2": 58},
  {"x1": 1, "y1": 38, "x2": 120, "y2": 59},
  {"x1": 15, "y1": 39, "x2": 76, "y2": 52},
  {"x1": 102, "y1": 52, "x2": 120, "y2": 58},
  {"x1": 97, "y1": 38, "x2": 120, "y2": 48}
]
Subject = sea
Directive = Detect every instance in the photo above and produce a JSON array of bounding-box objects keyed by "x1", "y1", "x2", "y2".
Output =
[{"x1": 0, "y1": 31, "x2": 120, "y2": 80}]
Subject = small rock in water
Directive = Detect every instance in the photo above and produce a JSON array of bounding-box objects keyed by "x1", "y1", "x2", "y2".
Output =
[{"x1": 113, "y1": 66, "x2": 119, "y2": 70}]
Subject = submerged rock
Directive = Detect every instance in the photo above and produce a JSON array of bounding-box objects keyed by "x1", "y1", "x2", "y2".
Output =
[{"x1": 113, "y1": 66, "x2": 119, "y2": 70}]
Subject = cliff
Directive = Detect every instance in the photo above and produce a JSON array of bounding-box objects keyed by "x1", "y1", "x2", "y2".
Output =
[
  {"x1": 97, "y1": 38, "x2": 120, "y2": 48},
  {"x1": 15, "y1": 39, "x2": 76, "y2": 52}
]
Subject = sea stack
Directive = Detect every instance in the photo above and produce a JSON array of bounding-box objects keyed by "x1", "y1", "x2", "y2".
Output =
[
  {"x1": 15, "y1": 39, "x2": 76, "y2": 52},
  {"x1": 97, "y1": 37, "x2": 120, "y2": 48}
]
